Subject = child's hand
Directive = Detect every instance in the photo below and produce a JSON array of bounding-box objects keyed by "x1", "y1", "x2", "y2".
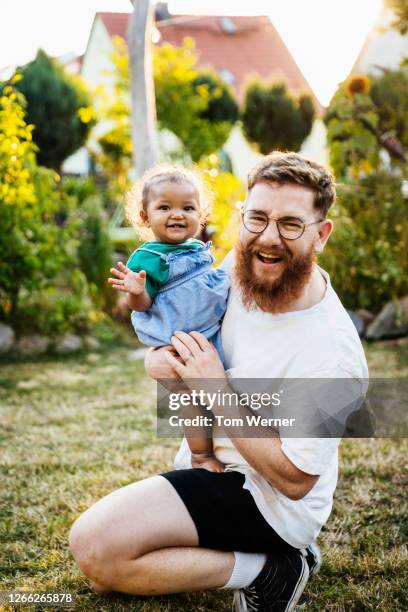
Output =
[{"x1": 108, "y1": 261, "x2": 147, "y2": 295}]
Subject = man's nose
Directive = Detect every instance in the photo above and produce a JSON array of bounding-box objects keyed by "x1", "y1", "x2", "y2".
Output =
[{"x1": 257, "y1": 220, "x2": 282, "y2": 245}]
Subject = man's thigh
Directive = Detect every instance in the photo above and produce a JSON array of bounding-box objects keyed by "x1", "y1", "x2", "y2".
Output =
[{"x1": 70, "y1": 475, "x2": 199, "y2": 562}]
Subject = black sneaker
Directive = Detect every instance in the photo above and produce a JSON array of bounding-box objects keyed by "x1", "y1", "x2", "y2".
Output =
[
  {"x1": 305, "y1": 541, "x2": 322, "y2": 577},
  {"x1": 232, "y1": 549, "x2": 309, "y2": 612}
]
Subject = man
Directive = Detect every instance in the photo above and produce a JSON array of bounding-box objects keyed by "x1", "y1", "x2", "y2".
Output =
[{"x1": 69, "y1": 152, "x2": 368, "y2": 611}]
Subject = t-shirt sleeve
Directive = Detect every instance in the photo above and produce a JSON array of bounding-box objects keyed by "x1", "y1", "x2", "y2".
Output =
[
  {"x1": 126, "y1": 249, "x2": 166, "y2": 299},
  {"x1": 281, "y1": 437, "x2": 340, "y2": 476},
  {"x1": 279, "y1": 370, "x2": 367, "y2": 476},
  {"x1": 218, "y1": 249, "x2": 235, "y2": 274}
]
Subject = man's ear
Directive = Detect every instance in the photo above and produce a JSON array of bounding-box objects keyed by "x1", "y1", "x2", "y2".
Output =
[
  {"x1": 315, "y1": 219, "x2": 333, "y2": 253},
  {"x1": 139, "y1": 210, "x2": 149, "y2": 226}
]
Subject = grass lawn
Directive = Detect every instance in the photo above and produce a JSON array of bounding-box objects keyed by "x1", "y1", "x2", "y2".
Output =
[{"x1": 1, "y1": 342, "x2": 407, "y2": 611}]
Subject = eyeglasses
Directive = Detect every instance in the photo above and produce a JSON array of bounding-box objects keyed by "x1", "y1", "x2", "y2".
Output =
[{"x1": 242, "y1": 210, "x2": 324, "y2": 240}]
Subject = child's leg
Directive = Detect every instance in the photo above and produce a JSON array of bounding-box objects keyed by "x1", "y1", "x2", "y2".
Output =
[{"x1": 182, "y1": 402, "x2": 224, "y2": 473}]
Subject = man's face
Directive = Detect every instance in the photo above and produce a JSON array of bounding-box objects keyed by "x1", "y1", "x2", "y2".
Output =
[{"x1": 235, "y1": 181, "x2": 329, "y2": 312}]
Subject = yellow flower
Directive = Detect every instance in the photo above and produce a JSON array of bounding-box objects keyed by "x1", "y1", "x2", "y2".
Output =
[
  {"x1": 77, "y1": 106, "x2": 95, "y2": 124},
  {"x1": 346, "y1": 75, "x2": 370, "y2": 96}
]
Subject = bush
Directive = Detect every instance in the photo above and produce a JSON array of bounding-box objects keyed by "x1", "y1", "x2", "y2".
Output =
[
  {"x1": 0, "y1": 77, "x2": 73, "y2": 324},
  {"x1": 13, "y1": 50, "x2": 95, "y2": 171},
  {"x1": 76, "y1": 195, "x2": 114, "y2": 307},
  {"x1": 97, "y1": 36, "x2": 239, "y2": 184},
  {"x1": 193, "y1": 72, "x2": 239, "y2": 124},
  {"x1": 321, "y1": 173, "x2": 408, "y2": 311},
  {"x1": 16, "y1": 276, "x2": 118, "y2": 343},
  {"x1": 242, "y1": 79, "x2": 315, "y2": 154},
  {"x1": 199, "y1": 159, "x2": 245, "y2": 263},
  {"x1": 323, "y1": 66, "x2": 408, "y2": 312}
]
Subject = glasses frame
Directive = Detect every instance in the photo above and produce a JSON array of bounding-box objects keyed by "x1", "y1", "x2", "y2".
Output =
[{"x1": 241, "y1": 210, "x2": 324, "y2": 241}]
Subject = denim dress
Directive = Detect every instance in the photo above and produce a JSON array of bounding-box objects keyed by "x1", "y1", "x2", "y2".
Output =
[{"x1": 131, "y1": 242, "x2": 229, "y2": 363}]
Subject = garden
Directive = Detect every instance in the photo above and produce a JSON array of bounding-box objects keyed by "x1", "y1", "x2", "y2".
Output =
[{"x1": 1, "y1": 1, "x2": 408, "y2": 610}]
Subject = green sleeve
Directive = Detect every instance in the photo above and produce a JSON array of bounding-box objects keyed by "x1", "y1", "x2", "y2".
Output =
[{"x1": 126, "y1": 249, "x2": 169, "y2": 299}]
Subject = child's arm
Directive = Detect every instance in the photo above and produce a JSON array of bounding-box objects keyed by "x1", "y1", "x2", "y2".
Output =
[{"x1": 108, "y1": 261, "x2": 153, "y2": 312}]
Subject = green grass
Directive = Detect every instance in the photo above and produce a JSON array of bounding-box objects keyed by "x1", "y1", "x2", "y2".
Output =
[{"x1": 1, "y1": 343, "x2": 407, "y2": 611}]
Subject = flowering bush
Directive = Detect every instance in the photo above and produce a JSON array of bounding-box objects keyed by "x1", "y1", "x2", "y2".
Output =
[{"x1": 0, "y1": 77, "x2": 71, "y2": 324}]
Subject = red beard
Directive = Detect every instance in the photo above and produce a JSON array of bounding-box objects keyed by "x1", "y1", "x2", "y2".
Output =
[{"x1": 234, "y1": 240, "x2": 316, "y2": 313}]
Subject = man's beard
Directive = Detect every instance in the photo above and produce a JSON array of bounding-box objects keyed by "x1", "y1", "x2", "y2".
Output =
[{"x1": 234, "y1": 240, "x2": 316, "y2": 313}]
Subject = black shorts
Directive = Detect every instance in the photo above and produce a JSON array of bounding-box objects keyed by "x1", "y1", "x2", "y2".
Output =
[{"x1": 161, "y1": 468, "x2": 297, "y2": 554}]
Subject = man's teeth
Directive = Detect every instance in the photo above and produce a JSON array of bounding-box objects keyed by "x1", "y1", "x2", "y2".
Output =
[{"x1": 258, "y1": 252, "x2": 282, "y2": 261}]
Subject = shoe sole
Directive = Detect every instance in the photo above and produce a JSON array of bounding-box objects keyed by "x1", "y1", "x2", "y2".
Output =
[
  {"x1": 284, "y1": 555, "x2": 310, "y2": 612},
  {"x1": 308, "y1": 542, "x2": 322, "y2": 577}
]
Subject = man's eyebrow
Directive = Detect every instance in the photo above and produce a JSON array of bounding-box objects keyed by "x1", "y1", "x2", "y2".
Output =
[{"x1": 245, "y1": 208, "x2": 306, "y2": 221}]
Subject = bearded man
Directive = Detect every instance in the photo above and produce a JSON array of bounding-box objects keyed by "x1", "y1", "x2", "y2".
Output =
[{"x1": 69, "y1": 152, "x2": 368, "y2": 611}]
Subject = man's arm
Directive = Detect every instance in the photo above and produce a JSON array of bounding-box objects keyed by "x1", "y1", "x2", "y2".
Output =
[
  {"x1": 160, "y1": 332, "x2": 319, "y2": 500},
  {"x1": 203, "y1": 386, "x2": 318, "y2": 500}
]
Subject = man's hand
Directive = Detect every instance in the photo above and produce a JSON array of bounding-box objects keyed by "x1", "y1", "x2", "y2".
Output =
[
  {"x1": 145, "y1": 346, "x2": 183, "y2": 380},
  {"x1": 165, "y1": 331, "x2": 227, "y2": 385},
  {"x1": 108, "y1": 261, "x2": 146, "y2": 295}
]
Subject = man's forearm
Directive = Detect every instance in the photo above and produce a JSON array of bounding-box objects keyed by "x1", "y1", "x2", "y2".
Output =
[{"x1": 209, "y1": 384, "x2": 318, "y2": 500}]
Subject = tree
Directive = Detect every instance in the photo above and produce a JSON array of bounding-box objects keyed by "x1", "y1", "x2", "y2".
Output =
[
  {"x1": 12, "y1": 50, "x2": 94, "y2": 171},
  {"x1": 386, "y1": 0, "x2": 408, "y2": 34},
  {"x1": 241, "y1": 79, "x2": 315, "y2": 154},
  {"x1": 127, "y1": 0, "x2": 157, "y2": 177}
]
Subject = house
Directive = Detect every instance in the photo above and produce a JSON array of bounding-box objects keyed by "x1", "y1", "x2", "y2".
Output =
[
  {"x1": 90, "y1": 12, "x2": 319, "y2": 105},
  {"x1": 352, "y1": 7, "x2": 408, "y2": 75},
  {"x1": 72, "y1": 8, "x2": 325, "y2": 180}
]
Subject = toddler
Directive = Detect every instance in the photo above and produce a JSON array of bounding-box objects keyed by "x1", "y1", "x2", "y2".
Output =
[{"x1": 108, "y1": 165, "x2": 229, "y2": 472}]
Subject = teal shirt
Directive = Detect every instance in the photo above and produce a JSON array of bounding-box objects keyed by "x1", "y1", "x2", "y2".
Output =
[{"x1": 127, "y1": 239, "x2": 204, "y2": 299}]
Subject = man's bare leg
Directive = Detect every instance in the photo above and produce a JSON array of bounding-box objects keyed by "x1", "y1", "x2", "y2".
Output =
[{"x1": 69, "y1": 475, "x2": 234, "y2": 594}]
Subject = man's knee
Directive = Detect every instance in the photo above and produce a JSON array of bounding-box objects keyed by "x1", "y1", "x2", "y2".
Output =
[{"x1": 69, "y1": 516, "x2": 114, "y2": 588}]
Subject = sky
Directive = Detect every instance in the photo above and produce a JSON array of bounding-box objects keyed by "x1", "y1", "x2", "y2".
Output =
[{"x1": 1, "y1": 0, "x2": 383, "y2": 106}]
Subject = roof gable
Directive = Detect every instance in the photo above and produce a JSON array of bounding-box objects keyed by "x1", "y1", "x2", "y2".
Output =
[{"x1": 96, "y1": 12, "x2": 319, "y2": 107}]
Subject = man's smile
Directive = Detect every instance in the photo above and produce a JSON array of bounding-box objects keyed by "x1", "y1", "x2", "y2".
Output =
[{"x1": 256, "y1": 251, "x2": 285, "y2": 265}]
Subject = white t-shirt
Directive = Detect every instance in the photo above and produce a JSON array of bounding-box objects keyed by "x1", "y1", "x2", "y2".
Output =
[{"x1": 174, "y1": 251, "x2": 368, "y2": 549}]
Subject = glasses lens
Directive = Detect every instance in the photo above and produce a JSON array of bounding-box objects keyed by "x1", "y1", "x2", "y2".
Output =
[
  {"x1": 277, "y1": 218, "x2": 304, "y2": 239},
  {"x1": 243, "y1": 211, "x2": 268, "y2": 233}
]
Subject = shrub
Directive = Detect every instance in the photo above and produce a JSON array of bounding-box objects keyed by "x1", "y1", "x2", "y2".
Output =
[
  {"x1": 321, "y1": 173, "x2": 408, "y2": 311},
  {"x1": 241, "y1": 79, "x2": 315, "y2": 154},
  {"x1": 0, "y1": 77, "x2": 72, "y2": 324},
  {"x1": 96, "y1": 36, "x2": 239, "y2": 183},
  {"x1": 13, "y1": 50, "x2": 95, "y2": 171},
  {"x1": 199, "y1": 158, "x2": 245, "y2": 263},
  {"x1": 323, "y1": 66, "x2": 408, "y2": 312},
  {"x1": 76, "y1": 195, "x2": 114, "y2": 307}
]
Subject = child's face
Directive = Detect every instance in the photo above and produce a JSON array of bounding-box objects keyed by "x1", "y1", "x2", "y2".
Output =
[{"x1": 141, "y1": 180, "x2": 201, "y2": 243}]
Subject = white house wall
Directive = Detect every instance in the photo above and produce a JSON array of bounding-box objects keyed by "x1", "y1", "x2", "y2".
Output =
[
  {"x1": 354, "y1": 9, "x2": 408, "y2": 74},
  {"x1": 81, "y1": 18, "x2": 117, "y2": 95}
]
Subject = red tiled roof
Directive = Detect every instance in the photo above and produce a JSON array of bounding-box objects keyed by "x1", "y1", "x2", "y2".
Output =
[{"x1": 96, "y1": 12, "x2": 319, "y2": 108}]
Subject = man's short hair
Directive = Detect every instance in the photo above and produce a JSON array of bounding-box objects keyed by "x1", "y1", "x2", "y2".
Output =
[{"x1": 247, "y1": 151, "x2": 336, "y2": 217}]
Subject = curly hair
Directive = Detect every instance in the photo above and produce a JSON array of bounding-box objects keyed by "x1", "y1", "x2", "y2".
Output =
[
  {"x1": 126, "y1": 164, "x2": 213, "y2": 240},
  {"x1": 247, "y1": 151, "x2": 336, "y2": 217}
]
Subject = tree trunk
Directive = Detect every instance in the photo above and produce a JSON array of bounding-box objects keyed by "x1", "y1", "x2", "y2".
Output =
[{"x1": 127, "y1": 0, "x2": 157, "y2": 178}]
